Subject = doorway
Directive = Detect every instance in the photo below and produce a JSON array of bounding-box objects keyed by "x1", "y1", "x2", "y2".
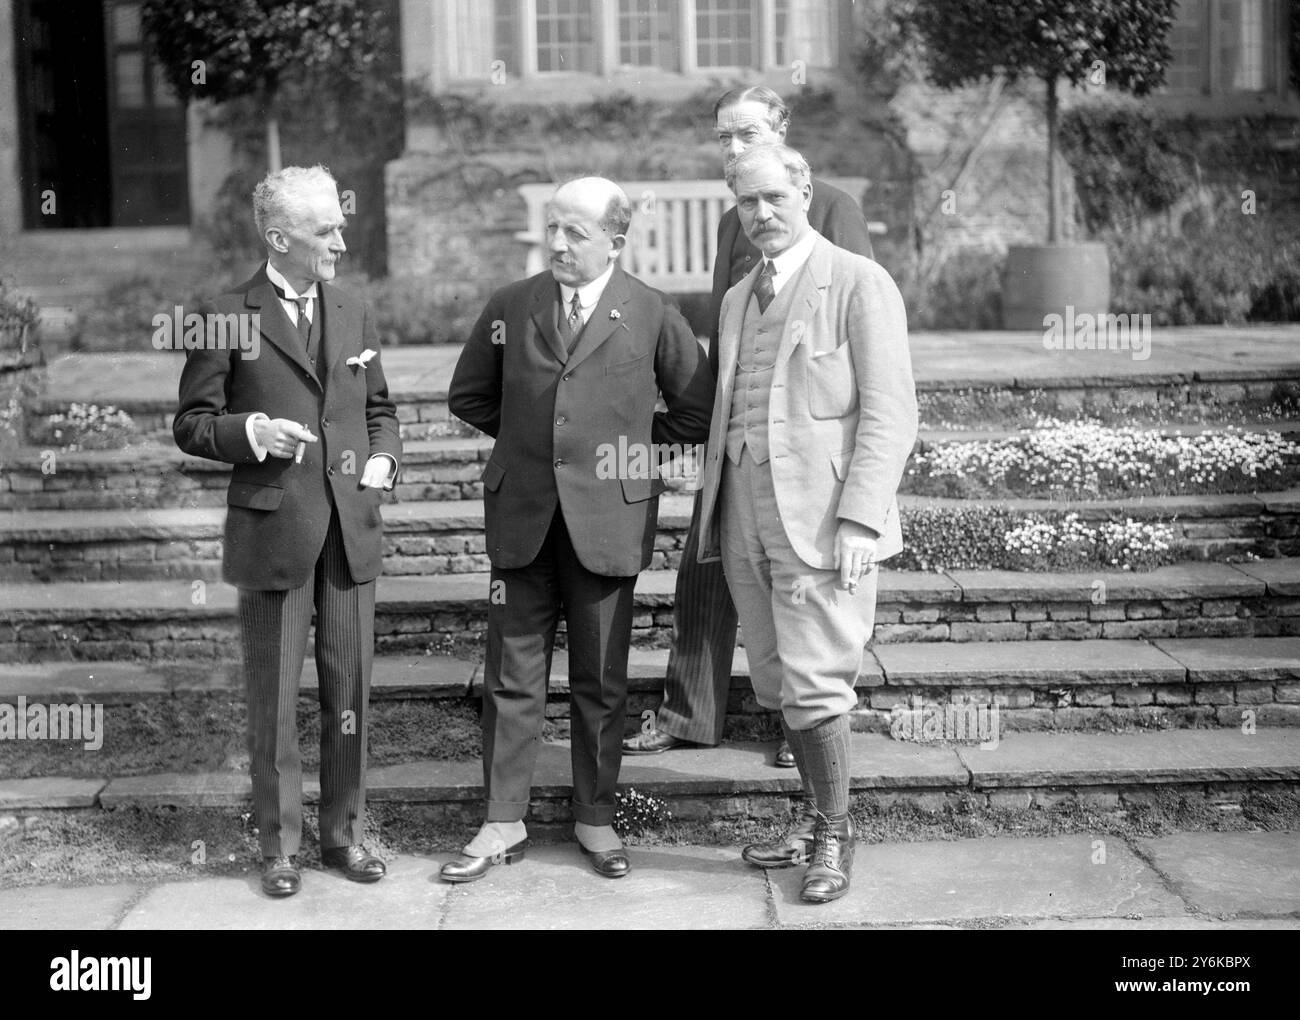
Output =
[{"x1": 15, "y1": 0, "x2": 189, "y2": 229}]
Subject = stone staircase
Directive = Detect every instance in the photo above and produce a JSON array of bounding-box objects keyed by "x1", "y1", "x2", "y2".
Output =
[
  {"x1": 3, "y1": 491, "x2": 1298, "y2": 581},
  {"x1": 4, "y1": 341, "x2": 1300, "y2": 832}
]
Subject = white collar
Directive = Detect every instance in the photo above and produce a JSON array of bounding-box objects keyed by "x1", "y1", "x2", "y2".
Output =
[
  {"x1": 266, "y1": 260, "x2": 319, "y2": 301},
  {"x1": 558, "y1": 262, "x2": 616, "y2": 313},
  {"x1": 761, "y1": 229, "x2": 817, "y2": 295}
]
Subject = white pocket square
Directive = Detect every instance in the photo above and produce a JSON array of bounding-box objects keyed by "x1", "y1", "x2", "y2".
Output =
[{"x1": 346, "y1": 348, "x2": 378, "y2": 368}]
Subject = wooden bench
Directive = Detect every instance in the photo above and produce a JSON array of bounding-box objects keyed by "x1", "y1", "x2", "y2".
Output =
[{"x1": 515, "y1": 178, "x2": 882, "y2": 293}]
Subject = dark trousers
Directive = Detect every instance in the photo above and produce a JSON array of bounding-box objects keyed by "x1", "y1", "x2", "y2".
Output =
[
  {"x1": 238, "y1": 512, "x2": 376, "y2": 857},
  {"x1": 481, "y1": 508, "x2": 636, "y2": 826},
  {"x1": 655, "y1": 488, "x2": 740, "y2": 745}
]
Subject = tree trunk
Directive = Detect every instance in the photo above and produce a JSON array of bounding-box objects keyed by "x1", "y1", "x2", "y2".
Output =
[
  {"x1": 1045, "y1": 75, "x2": 1058, "y2": 244},
  {"x1": 266, "y1": 113, "x2": 282, "y2": 173}
]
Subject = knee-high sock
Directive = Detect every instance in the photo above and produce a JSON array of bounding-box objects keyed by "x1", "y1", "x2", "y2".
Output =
[
  {"x1": 790, "y1": 715, "x2": 851, "y2": 818},
  {"x1": 780, "y1": 717, "x2": 814, "y2": 800}
]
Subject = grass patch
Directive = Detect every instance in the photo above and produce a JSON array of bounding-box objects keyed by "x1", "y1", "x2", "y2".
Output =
[
  {"x1": 0, "y1": 696, "x2": 483, "y2": 780},
  {"x1": 6, "y1": 787, "x2": 1295, "y2": 889}
]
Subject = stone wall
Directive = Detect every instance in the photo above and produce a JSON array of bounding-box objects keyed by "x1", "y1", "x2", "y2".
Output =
[{"x1": 4, "y1": 583, "x2": 1298, "y2": 663}]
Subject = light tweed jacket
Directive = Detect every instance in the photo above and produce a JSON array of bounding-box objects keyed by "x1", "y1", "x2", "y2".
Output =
[{"x1": 697, "y1": 231, "x2": 918, "y2": 569}]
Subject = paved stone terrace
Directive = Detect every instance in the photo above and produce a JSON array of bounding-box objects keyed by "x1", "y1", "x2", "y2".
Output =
[
  {"x1": 38, "y1": 325, "x2": 1300, "y2": 406},
  {"x1": 3, "y1": 830, "x2": 1297, "y2": 930}
]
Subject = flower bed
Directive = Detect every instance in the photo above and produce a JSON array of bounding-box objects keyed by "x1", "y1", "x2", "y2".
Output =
[
  {"x1": 903, "y1": 420, "x2": 1300, "y2": 500},
  {"x1": 39, "y1": 403, "x2": 136, "y2": 452},
  {"x1": 897, "y1": 504, "x2": 1181, "y2": 572}
]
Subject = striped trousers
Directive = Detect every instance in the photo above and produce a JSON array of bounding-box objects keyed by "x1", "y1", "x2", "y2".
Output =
[
  {"x1": 238, "y1": 512, "x2": 376, "y2": 857},
  {"x1": 654, "y1": 487, "x2": 741, "y2": 746}
]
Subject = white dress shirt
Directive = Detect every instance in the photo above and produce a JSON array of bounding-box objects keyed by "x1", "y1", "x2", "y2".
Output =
[
  {"x1": 244, "y1": 261, "x2": 395, "y2": 487},
  {"x1": 761, "y1": 228, "x2": 818, "y2": 298},
  {"x1": 558, "y1": 261, "x2": 616, "y2": 329}
]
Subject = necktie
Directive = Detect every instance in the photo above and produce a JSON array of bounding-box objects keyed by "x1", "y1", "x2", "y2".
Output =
[
  {"x1": 561, "y1": 291, "x2": 583, "y2": 352},
  {"x1": 272, "y1": 283, "x2": 312, "y2": 348},
  {"x1": 292, "y1": 296, "x2": 311, "y2": 348},
  {"x1": 755, "y1": 260, "x2": 776, "y2": 314}
]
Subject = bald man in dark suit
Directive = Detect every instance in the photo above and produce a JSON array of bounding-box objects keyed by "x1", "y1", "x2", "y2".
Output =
[{"x1": 444, "y1": 176, "x2": 714, "y2": 883}]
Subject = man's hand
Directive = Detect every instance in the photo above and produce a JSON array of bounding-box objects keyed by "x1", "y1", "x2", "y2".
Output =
[
  {"x1": 834, "y1": 519, "x2": 879, "y2": 592},
  {"x1": 359, "y1": 456, "x2": 393, "y2": 490},
  {"x1": 253, "y1": 418, "x2": 317, "y2": 459},
  {"x1": 659, "y1": 446, "x2": 703, "y2": 492}
]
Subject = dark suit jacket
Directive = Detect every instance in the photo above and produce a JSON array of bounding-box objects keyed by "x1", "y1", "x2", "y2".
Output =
[
  {"x1": 449, "y1": 266, "x2": 715, "y2": 577},
  {"x1": 706, "y1": 177, "x2": 873, "y2": 374},
  {"x1": 173, "y1": 265, "x2": 402, "y2": 590}
]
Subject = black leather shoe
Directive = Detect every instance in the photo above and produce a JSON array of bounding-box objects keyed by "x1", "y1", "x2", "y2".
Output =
[
  {"x1": 261, "y1": 855, "x2": 300, "y2": 897},
  {"x1": 322, "y1": 844, "x2": 386, "y2": 883},
  {"x1": 801, "y1": 812, "x2": 855, "y2": 904},
  {"x1": 439, "y1": 838, "x2": 528, "y2": 883},
  {"x1": 774, "y1": 740, "x2": 797, "y2": 768},
  {"x1": 741, "y1": 801, "x2": 818, "y2": 869},
  {"x1": 622, "y1": 729, "x2": 695, "y2": 755},
  {"x1": 579, "y1": 844, "x2": 631, "y2": 878}
]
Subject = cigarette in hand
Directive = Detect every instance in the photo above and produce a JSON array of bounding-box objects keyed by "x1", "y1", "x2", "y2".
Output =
[{"x1": 294, "y1": 424, "x2": 308, "y2": 464}]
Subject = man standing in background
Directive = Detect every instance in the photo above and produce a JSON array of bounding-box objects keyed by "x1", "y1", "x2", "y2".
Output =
[{"x1": 625, "y1": 85, "x2": 875, "y2": 768}]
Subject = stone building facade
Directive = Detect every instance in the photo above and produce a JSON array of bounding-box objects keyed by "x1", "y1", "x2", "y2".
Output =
[
  {"x1": 0, "y1": 0, "x2": 1296, "y2": 337},
  {"x1": 385, "y1": 0, "x2": 1298, "y2": 330}
]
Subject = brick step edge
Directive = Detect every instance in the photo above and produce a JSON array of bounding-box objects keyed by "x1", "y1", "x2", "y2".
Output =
[
  {"x1": 3, "y1": 729, "x2": 1298, "y2": 812},
  {"x1": 4, "y1": 565, "x2": 1300, "y2": 661},
  {"x1": 2, "y1": 559, "x2": 1297, "y2": 613},
  {"x1": 8, "y1": 419, "x2": 1300, "y2": 466},
  {"x1": 25, "y1": 364, "x2": 1300, "y2": 419},
  {"x1": 3, "y1": 638, "x2": 1298, "y2": 701},
  {"x1": 4, "y1": 489, "x2": 1299, "y2": 539}
]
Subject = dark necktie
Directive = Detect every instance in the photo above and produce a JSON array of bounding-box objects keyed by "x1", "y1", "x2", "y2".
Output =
[
  {"x1": 272, "y1": 284, "x2": 312, "y2": 348},
  {"x1": 755, "y1": 260, "x2": 776, "y2": 314},
  {"x1": 559, "y1": 291, "x2": 583, "y2": 352},
  {"x1": 292, "y1": 296, "x2": 311, "y2": 348}
]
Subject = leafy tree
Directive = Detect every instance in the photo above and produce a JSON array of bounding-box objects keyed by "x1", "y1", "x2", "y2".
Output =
[
  {"x1": 141, "y1": 0, "x2": 387, "y2": 172},
  {"x1": 910, "y1": 0, "x2": 1178, "y2": 242}
]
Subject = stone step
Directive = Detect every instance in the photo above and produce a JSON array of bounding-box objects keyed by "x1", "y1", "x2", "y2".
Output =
[
  {"x1": 1, "y1": 638, "x2": 1296, "y2": 732},
  {"x1": 7, "y1": 421, "x2": 1300, "y2": 512},
  {"x1": 25, "y1": 338, "x2": 1300, "y2": 444},
  {"x1": 0, "y1": 495, "x2": 696, "y2": 581},
  {"x1": 919, "y1": 421, "x2": 1300, "y2": 445},
  {"x1": 24, "y1": 394, "x2": 469, "y2": 445},
  {"x1": 1, "y1": 558, "x2": 1297, "y2": 660},
  {"x1": 5, "y1": 490, "x2": 1297, "y2": 581},
  {"x1": 3, "y1": 729, "x2": 1298, "y2": 824},
  {"x1": 0, "y1": 438, "x2": 493, "y2": 510}
]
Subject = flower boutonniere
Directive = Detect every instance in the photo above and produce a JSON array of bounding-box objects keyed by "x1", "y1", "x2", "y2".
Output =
[
  {"x1": 346, "y1": 348, "x2": 378, "y2": 369},
  {"x1": 609, "y1": 310, "x2": 621, "y2": 321}
]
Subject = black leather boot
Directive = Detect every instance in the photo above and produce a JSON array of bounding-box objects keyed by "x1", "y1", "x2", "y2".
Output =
[
  {"x1": 741, "y1": 800, "x2": 818, "y2": 869},
  {"x1": 800, "y1": 811, "x2": 855, "y2": 903}
]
